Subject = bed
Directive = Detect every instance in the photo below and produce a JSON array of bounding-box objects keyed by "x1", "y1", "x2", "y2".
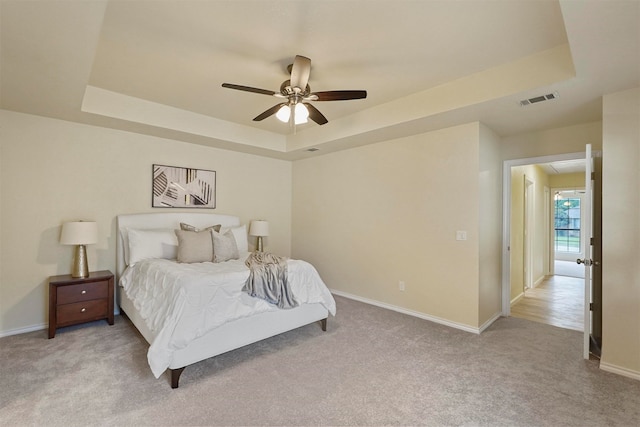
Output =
[{"x1": 116, "y1": 212, "x2": 336, "y2": 388}]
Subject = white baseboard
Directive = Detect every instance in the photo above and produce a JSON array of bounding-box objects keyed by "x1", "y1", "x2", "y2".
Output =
[
  {"x1": 0, "y1": 322, "x2": 47, "y2": 338},
  {"x1": 600, "y1": 361, "x2": 640, "y2": 381},
  {"x1": 533, "y1": 275, "x2": 545, "y2": 288},
  {"x1": 511, "y1": 292, "x2": 524, "y2": 306},
  {"x1": 479, "y1": 311, "x2": 502, "y2": 333},
  {"x1": 330, "y1": 289, "x2": 483, "y2": 334},
  {"x1": 1, "y1": 308, "x2": 121, "y2": 338},
  {"x1": 3, "y1": 298, "x2": 503, "y2": 340}
]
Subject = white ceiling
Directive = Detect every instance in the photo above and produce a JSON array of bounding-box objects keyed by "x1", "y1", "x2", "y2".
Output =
[
  {"x1": 1, "y1": 0, "x2": 638, "y2": 160},
  {"x1": 539, "y1": 159, "x2": 587, "y2": 175}
]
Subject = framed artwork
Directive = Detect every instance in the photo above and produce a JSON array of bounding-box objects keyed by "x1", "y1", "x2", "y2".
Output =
[{"x1": 152, "y1": 164, "x2": 216, "y2": 208}]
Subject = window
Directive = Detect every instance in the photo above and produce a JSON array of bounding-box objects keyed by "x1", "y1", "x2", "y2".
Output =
[{"x1": 554, "y1": 197, "x2": 581, "y2": 253}]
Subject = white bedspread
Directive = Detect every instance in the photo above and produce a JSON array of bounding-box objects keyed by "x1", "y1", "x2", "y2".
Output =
[{"x1": 120, "y1": 254, "x2": 336, "y2": 378}]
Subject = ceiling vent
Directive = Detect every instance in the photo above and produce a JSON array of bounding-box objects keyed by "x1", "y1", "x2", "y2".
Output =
[{"x1": 519, "y1": 92, "x2": 559, "y2": 107}]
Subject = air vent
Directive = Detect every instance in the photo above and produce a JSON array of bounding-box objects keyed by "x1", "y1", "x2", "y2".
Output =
[
  {"x1": 519, "y1": 92, "x2": 559, "y2": 107},
  {"x1": 306, "y1": 148, "x2": 320, "y2": 152}
]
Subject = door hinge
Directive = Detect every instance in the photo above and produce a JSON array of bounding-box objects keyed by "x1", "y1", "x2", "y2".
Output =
[
  {"x1": 591, "y1": 172, "x2": 595, "y2": 181},
  {"x1": 590, "y1": 237, "x2": 595, "y2": 246},
  {"x1": 590, "y1": 302, "x2": 597, "y2": 311}
]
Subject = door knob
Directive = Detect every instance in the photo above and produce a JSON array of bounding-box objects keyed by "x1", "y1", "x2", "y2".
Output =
[{"x1": 577, "y1": 258, "x2": 592, "y2": 266}]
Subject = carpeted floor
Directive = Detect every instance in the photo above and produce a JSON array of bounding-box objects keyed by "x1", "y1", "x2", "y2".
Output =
[
  {"x1": 1, "y1": 295, "x2": 639, "y2": 426},
  {"x1": 554, "y1": 260, "x2": 585, "y2": 278}
]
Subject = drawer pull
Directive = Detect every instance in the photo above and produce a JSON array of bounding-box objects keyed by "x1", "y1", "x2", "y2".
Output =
[
  {"x1": 81, "y1": 290, "x2": 87, "y2": 294},
  {"x1": 81, "y1": 308, "x2": 86, "y2": 312}
]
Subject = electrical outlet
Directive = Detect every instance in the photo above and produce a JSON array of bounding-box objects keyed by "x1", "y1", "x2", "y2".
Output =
[
  {"x1": 456, "y1": 230, "x2": 467, "y2": 241},
  {"x1": 399, "y1": 281, "x2": 405, "y2": 291}
]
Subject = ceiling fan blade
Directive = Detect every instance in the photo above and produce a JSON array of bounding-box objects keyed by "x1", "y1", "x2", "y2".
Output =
[
  {"x1": 303, "y1": 103, "x2": 328, "y2": 125},
  {"x1": 253, "y1": 103, "x2": 286, "y2": 121},
  {"x1": 222, "y1": 83, "x2": 276, "y2": 96},
  {"x1": 310, "y1": 90, "x2": 367, "y2": 101},
  {"x1": 289, "y1": 55, "x2": 311, "y2": 93}
]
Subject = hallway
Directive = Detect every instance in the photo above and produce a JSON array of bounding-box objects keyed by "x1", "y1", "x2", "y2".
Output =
[{"x1": 510, "y1": 263, "x2": 584, "y2": 331}]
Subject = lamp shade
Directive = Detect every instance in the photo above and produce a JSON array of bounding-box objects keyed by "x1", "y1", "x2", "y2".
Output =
[
  {"x1": 276, "y1": 105, "x2": 291, "y2": 123},
  {"x1": 60, "y1": 221, "x2": 98, "y2": 245},
  {"x1": 249, "y1": 220, "x2": 269, "y2": 237},
  {"x1": 294, "y1": 103, "x2": 309, "y2": 124}
]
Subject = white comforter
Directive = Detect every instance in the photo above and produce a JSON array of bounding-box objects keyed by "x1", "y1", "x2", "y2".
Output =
[{"x1": 120, "y1": 254, "x2": 336, "y2": 378}]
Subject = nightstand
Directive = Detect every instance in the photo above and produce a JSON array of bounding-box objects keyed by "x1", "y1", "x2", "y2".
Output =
[{"x1": 48, "y1": 270, "x2": 114, "y2": 339}]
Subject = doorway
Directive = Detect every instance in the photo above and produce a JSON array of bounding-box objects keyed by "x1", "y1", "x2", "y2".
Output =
[
  {"x1": 502, "y1": 149, "x2": 602, "y2": 358},
  {"x1": 508, "y1": 163, "x2": 586, "y2": 332},
  {"x1": 502, "y1": 152, "x2": 588, "y2": 318}
]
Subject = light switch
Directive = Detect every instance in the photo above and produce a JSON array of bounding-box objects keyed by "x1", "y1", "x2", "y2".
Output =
[{"x1": 456, "y1": 230, "x2": 467, "y2": 241}]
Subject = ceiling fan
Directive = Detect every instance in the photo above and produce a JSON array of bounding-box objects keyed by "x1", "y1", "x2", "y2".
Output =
[{"x1": 222, "y1": 55, "x2": 367, "y2": 126}]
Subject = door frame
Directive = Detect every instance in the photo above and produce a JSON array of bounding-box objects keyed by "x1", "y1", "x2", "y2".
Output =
[
  {"x1": 523, "y1": 177, "x2": 534, "y2": 290},
  {"x1": 501, "y1": 151, "x2": 587, "y2": 316}
]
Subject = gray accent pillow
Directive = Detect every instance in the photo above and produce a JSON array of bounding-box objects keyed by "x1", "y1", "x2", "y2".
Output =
[
  {"x1": 180, "y1": 222, "x2": 221, "y2": 233},
  {"x1": 174, "y1": 229, "x2": 214, "y2": 263},
  {"x1": 212, "y1": 230, "x2": 239, "y2": 263}
]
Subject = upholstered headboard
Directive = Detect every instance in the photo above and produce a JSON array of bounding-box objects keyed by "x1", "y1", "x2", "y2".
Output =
[{"x1": 116, "y1": 212, "x2": 241, "y2": 281}]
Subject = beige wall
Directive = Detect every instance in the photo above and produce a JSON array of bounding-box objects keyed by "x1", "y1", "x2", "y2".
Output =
[
  {"x1": 3, "y1": 94, "x2": 639, "y2": 380},
  {"x1": 600, "y1": 87, "x2": 640, "y2": 377},
  {"x1": 549, "y1": 172, "x2": 584, "y2": 189},
  {"x1": 502, "y1": 110, "x2": 639, "y2": 379},
  {"x1": 509, "y1": 164, "x2": 549, "y2": 301},
  {"x1": 292, "y1": 122, "x2": 487, "y2": 330},
  {"x1": 501, "y1": 121, "x2": 602, "y2": 160},
  {"x1": 478, "y1": 124, "x2": 502, "y2": 326},
  {"x1": 503, "y1": 121, "x2": 603, "y2": 306},
  {"x1": 0, "y1": 110, "x2": 292, "y2": 335}
]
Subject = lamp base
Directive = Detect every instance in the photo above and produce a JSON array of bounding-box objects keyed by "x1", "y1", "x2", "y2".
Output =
[
  {"x1": 256, "y1": 236, "x2": 264, "y2": 252},
  {"x1": 71, "y1": 244, "x2": 90, "y2": 278}
]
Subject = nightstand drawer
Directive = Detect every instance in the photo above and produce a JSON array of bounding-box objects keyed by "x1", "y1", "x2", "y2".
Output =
[
  {"x1": 57, "y1": 280, "x2": 108, "y2": 305},
  {"x1": 48, "y1": 270, "x2": 114, "y2": 338},
  {"x1": 56, "y1": 299, "x2": 108, "y2": 326}
]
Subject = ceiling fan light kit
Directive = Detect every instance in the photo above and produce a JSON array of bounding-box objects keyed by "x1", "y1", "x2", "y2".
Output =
[
  {"x1": 275, "y1": 103, "x2": 309, "y2": 124},
  {"x1": 275, "y1": 105, "x2": 290, "y2": 123},
  {"x1": 222, "y1": 55, "x2": 367, "y2": 127}
]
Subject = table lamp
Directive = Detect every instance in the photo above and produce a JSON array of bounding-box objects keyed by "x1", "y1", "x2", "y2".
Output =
[
  {"x1": 249, "y1": 220, "x2": 269, "y2": 252},
  {"x1": 60, "y1": 221, "x2": 98, "y2": 278}
]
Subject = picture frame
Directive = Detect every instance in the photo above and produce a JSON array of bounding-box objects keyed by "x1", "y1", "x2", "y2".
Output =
[{"x1": 152, "y1": 164, "x2": 216, "y2": 209}]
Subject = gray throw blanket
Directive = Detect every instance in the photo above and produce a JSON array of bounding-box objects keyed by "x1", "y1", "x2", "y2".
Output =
[{"x1": 242, "y1": 252, "x2": 298, "y2": 309}]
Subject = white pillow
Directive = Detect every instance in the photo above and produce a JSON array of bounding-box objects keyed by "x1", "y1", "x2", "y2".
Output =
[
  {"x1": 221, "y1": 224, "x2": 248, "y2": 254},
  {"x1": 127, "y1": 228, "x2": 178, "y2": 266}
]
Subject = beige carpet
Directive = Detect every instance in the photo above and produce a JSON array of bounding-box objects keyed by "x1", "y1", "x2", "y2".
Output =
[{"x1": 1, "y1": 296, "x2": 639, "y2": 426}]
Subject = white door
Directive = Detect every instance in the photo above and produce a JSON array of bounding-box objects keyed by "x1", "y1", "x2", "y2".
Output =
[{"x1": 580, "y1": 144, "x2": 594, "y2": 359}]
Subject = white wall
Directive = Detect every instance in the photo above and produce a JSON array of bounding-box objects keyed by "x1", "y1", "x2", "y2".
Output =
[
  {"x1": 600, "y1": 87, "x2": 640, "y2": 378},
  {"x1": 0, "y1": 110, "x2": 292, "y2": 336},
  {"x1": 292, "y1": 122, "x2": 484, "y2": 330}
]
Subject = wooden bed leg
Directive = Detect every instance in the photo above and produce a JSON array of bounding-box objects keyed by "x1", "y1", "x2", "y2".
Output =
[
  {"x1": 170, "y1": 367, "x2": 186, "y2": 389},
  {"x1": 320, "y1": 318, "x2": 327, "y2": 332}
]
